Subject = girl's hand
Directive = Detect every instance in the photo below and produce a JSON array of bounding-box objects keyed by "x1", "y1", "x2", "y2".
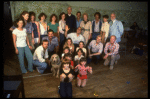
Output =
[
  {"x1": 38, "y1": 39, "x2": 40, "y2": 44},
  {"x1": 29, "y1": 45, "x2": 32, "y2": 50},
  {"x1": 32, "y1": 39, "x2": 35, "y2": 45},
  {"x1": 15, "y1": 49, "x2": 19, "y2": 54}
]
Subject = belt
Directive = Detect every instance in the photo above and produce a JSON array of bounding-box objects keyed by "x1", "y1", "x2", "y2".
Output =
[{"x1": 94, "y1": 32, "x2": 100, "y2": 34}]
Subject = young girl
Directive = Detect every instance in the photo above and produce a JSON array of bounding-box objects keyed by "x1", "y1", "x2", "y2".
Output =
[
  {"x1": 12, "y1": 18, "x2": 33, "y2": 74},
  {"x1": 75, "y1": 57, "x2": 92, "y2": 88},
  {"x1": 74, "y1": 48, "x2": 84, "y2": 66},
  {"x1": 76, "y1": 41, "x2": 87, "y2": 57},
  {"x1": 61, "y1": 47, "x2": 70, "y2": 61},
  {"x1": 63, "y1": 53, "x2": 74, "y2": 69},
  {"x1": 59, "y1": 60, "x2": 74, "y2": 98},
  {"x1": 100, "y1": 15, "x2": 110, "y2": 44}
]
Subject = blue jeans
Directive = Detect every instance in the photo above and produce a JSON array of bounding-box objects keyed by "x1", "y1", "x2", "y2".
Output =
[
  {"x1": 17, "y1": 46, "x2": 33, "y2": 73},
  {"x1": 59, "y1": 82, "x2": 72, "y2": 98},
  {"x1": 87, "y1": 52, "x2": 100, "y2": 64},
  {"x1": 33, "y1": 60, "x2": 48, "y2": 74}
]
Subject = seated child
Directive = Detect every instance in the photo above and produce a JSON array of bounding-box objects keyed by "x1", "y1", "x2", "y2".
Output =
[
  {"x1": 61, "y1": 47, "x2": 70, "y2": 61},
  {"x1": 75, "y1": 57, "x2": 92, "y2": 88},
  {"x1": 59, "y1": 60, "x2": 74, "y2": 98},
  {"x1": 63, "y1": 53, "x2": 74, "y2": 69},
  {"x1": 74, "y1": 48, "x2": 84, "y2": 66}
]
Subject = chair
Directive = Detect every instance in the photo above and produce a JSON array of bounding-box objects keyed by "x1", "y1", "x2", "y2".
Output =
[
  {"x1": 119, "y1": 38, "x2": 128, "y2": 56},
  {"x1": 3, "y1": 74, "x2": 25, "y2": 98}
]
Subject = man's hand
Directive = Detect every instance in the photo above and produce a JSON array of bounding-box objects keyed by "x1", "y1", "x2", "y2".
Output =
[
  {"x1": 45, "y1": 59, "x2": 50, "y2": 66},
  {"x1": 103, "y1": 54, "x2": 108, "y2": 59}
]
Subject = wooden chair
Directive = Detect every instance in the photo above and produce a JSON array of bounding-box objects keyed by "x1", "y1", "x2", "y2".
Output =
[
  {"x1": 119, "y1": 38, "x2": 128, "y2": 56},
  {"x1": 3, "y1": 74, "x2": 25, "y2": 98}
]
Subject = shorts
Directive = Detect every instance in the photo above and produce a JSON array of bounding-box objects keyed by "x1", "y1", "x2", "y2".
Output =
[{"x1": 77, "y1": 74, "x2": 87, "y2": 80}]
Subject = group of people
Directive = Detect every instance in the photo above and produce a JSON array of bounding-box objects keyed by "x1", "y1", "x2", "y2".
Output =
[{"x1": 10, "y1": 6, "x2": 124, "y2": 98}]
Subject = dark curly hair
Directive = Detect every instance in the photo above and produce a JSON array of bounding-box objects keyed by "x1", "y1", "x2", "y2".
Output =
[
  {"x1": 13, "y1": 17, "x2": 25, "y2": 28},
  {"x1": 94, "y1": 12, "x2": 101, "y2": 19},
  {"x1": 38, "y1": 12, "x2": 47, "y2": 20},
  {"x1": 28, "y1": 11, "x2": 36, "y2": 22},
  {"x1": 49, "y1": 14, "x2": 58, "y2": 22},
  {"x1": 59, "y1": 12, "x2": 66, "y2": 21},
  {"x1": 103, "y1": 15, "x2": 109, "y2": 19}
]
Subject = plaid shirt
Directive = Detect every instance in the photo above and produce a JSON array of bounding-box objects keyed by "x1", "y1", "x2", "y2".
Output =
[
  {"x1": 88, "y1": 40, "x2": 103, "y2": 54},
  {"x1": 104, "y1": 41, "x2": 119, "y2": 56}
]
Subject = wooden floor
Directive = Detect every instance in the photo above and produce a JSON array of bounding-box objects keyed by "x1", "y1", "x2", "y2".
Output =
[{"x1": 3, "y1": 36, "x2": 148, "y2": 98}]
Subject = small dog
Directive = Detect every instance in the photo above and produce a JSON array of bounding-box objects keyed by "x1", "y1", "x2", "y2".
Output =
[{"x1": 50, "y1": 54, "x2": 61, "y2": 78}]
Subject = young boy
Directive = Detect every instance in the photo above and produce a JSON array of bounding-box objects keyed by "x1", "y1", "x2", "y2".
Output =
[{"x1": 101, "y1": 15, "x2": 110, "y2": 44}]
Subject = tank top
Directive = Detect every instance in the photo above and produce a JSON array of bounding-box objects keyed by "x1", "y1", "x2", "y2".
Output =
[
  {"x1": 39, "y1": 21, "x2": 47, "y2": 35},
  {"x1": 32, "y1": 22, "x2": 38, "y2": 38}
]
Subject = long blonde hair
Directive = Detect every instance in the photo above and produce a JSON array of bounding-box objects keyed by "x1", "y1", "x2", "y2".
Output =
[{"x1": 63, "y1": 38, "x2": 74, "y2": 49}]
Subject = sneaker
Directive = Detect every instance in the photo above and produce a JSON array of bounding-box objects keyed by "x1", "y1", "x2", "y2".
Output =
[
  {"x1": 36, "y1": 67, "x2": 40, "y2": 73},
  {"x1": 110, "y1": 65, "x2": 114, "y2": 70}
]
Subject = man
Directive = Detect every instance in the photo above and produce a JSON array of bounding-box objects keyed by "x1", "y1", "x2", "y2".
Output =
[
  {"x1": 92, "y1": 12, "x2": 103, "y2": 40},
  {"x1": 76, "y1": 11, "x2": 82, "y2": 28},
  {"x1": 103, "y1": 35, "x2": 120, "y2": 70},
  {"x1": 87, "y1": 35, "x2": 103, "y2": 65},
  {"x1": 65, "y1": 6, "x2": 77, "y2": 34},
  {"x1": 33, "y1": 39, "x2": 50, "y2": 74},
  {"x1": 109, "y1": 12, "x2": 124, "y2": 43},
  {"x1": 42, "y1": 29, "x2": 59, "y2": 58},
  {"x1": 65, "y1": 26, "x2": 85, "y2": 49}
]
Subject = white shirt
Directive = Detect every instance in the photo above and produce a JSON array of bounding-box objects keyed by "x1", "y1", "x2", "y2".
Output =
[
  {"x1": 94, "y1": 21, "x2": 100, "y2": 32},
  {"x1": 12, "y1": 28, "x2": 27, "y2": 47},
  {"x1": 67, "y1": 33, "x2": 85, "y2": 44},
  {"x1": 59, "y1": 20, "x2": 66, "y2": 34},
  {"x1": 112, "y1": 19, "x2": 116, "y2": 23},
  {"x1": 74, "y1": 55, "x2": 84, "y2": 61},
  {"x1": 33, "y1": 45, "x2": 49, "y2": 63},
  {"x1": 101, "y1": 22, "x2": 110, "y2": 39}
]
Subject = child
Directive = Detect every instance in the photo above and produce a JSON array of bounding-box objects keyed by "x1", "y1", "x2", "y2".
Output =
[
  {"x1": 75, "y1": 57, "x2": 92, "y2": 87},
  {"x1": 61, "y1": 47, "x2": 70, "y2": 61},
  {"x1": 59, "y1": 60, "x2": 74, "y2": 98},
  {"x1": 101, "y1": 15, "x2": 110, "y2": 44},
  {"x1": 74, "y1": 48, "x2": 84, "y2": 66},
  {"x1": 63, "y1": 53, "x2": 74, "y2": 69}
]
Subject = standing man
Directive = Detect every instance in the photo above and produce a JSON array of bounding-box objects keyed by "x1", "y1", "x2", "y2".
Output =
[
  {"x1": 76, "y1": 11, "x2": 82, "y2": 29},
  {"x1": 87, "y1": 35, "x2": 103, "y2": 65},
  {"x1": 65, "y1": 6, "x2": 77, "y2": 34},
  {"x1": 92, "y1": 12, "x2": 103, "y2": 40},
  {"x1": 42, "y1": 29, "x2": 59, "y2": 59},
  {"x1": 109, "y1": 12, "x2": 124, "y2": 43},
  {"x1": 33, "y1": 39, "x2": 50, "y2": 74},
  {"x1": 103, "y1": 35, "x2": 120, "y2": 70}
]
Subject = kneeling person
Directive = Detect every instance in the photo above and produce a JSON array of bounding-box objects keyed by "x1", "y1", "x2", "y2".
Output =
[
  {"x1": 33, "y1": 39, "x2": 50, "y2": 74},
  {"x1": 103, "y1": 35, "x2": 120, "y2": 70}
]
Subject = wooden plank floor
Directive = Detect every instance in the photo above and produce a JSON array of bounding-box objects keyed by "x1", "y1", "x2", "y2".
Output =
[{"x1": 3, "y1": 37, "x2": 148, "y2": 98}]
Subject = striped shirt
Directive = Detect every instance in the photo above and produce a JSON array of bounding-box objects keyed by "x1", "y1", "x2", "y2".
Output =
[
  {"x1": 88, "y1": 40, "x2": 103, "y2": 53},
  {"x1": 104, "y1": 41, "x2": 119, "y2": 55}
]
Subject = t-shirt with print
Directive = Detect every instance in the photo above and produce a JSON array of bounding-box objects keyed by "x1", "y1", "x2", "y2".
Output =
[{"x1": 12, "y1": 28, "x2": 27, "y2": 47}]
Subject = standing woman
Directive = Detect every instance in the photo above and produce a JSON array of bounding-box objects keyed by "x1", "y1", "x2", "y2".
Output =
[
  {"x1": 29, "y1": 11, "x2": 40, "y2": 49},
  {"x1": 38, "y1": 12, "x2": 48, "y2": 43},
  {"x1": 12, "y1": 18, "x2": 33, "y2": 74},
  {"x1": 10, "y1": 11, "x2": 35, "y2": 52},
  {"x1": 59, "y1": 12, "x2": 66, "y2": 52},
  {"x1": 80, "y1": 13, "x2": 92, "y2": 46},
  {"x1": 47, "y1": 14, "x2": 59, "y2": 41}
]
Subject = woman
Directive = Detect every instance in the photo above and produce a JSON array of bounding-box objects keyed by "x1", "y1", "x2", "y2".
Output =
[
  {"x1": 38, "y1": 12, "x2": 48, "y2": 43},
  {"x1": 10, "y1": 11, "x2": 35, "y2": 51},
  {"x1": 63, "y1": 38, "x2": 74, "y2": 54},
  {"x1": 47, "y1": 14, "x2": 59, "y2": 41},
  {"x1": 29, "y1": 11, "x2": 40, "y2": 49},
  {"x1": 12, "y1": 18, "x2": 33, "y2": 74},
  {"x1": 80, "y1": 13, "x2": 92, "y2": 46},
  {"x1": 59, "y1": 12, "x2": 66, "y2": 51},
  {"x1": 76, "y1": 41, "x2": 87, "y2": 57}
]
